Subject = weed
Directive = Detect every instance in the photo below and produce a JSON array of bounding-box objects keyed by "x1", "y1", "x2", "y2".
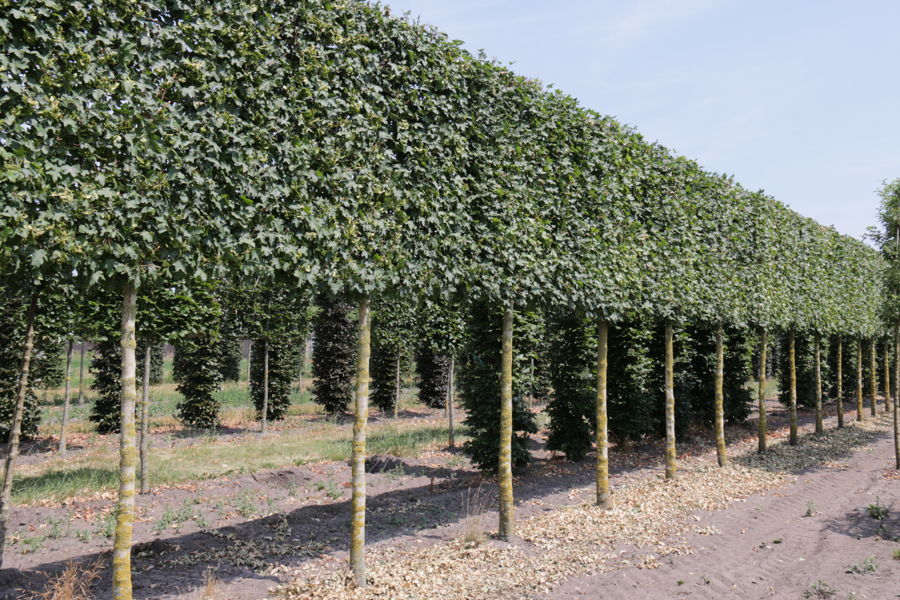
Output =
[
  {"x1": 153, "y1": 502, "x2": 197, "y2": 534},
  {"x1": 315, "y1": 480, "x2": 342, "y2": 500},
  {"x1": 676, "y1": 580, "x2": 684, "y2": 586},
  {"x1": 804, "y1": 501, "x2": 817, "y2": 517},
  {"x1": 386, "y1": 464, "x2": 407, "y2": 481},
  {"x1": 46, "y1": 516, "x2": 67, "y2": 539},
  {"x1": 17, "y1": 535, "x2": 45, "y2": 554},
  {"x1": 845, "y1": 556, "x2": 877, "y2": 575},
  {"x1": 866, "y1": 498, "x2": 889, "y2": 520},
  {"x1": 26, "y1": 559, "x2": 102, "y2": 600},
  {"x1": 75, "y1": 530, "x2": 91, "y2": 544},
  {"x1": 893, "y1": 548, "x2": 900, "y2": 561},
  {"x1": 96, "y1": 511, "x2": 116, "y2": 538},
  {"x1": 803, "y1": 581, "x2": 837, "y2": 599},
  {"x1": 234, "y1": 491, "x2": 259, "y2": 518}
]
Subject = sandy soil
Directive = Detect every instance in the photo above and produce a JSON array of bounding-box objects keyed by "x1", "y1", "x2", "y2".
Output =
[{"x1": 549, "y1": 430, "x2": 899, "y2": 600}]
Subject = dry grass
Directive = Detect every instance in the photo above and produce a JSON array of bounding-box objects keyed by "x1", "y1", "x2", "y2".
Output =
[
  {"x1": 197, "y1": 568, "x2": 220, "y2": 599},
  {"x1": 459, "y1": 483, "x2": 489, "y2": 548},
  {"x1": 27, "y1": 560, "x2": 102, "y2": 600}
]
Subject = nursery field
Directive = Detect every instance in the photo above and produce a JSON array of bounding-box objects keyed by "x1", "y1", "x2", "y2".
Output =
[{"x1": 2, "y1": 367, "x2": 897, "y2": 599}]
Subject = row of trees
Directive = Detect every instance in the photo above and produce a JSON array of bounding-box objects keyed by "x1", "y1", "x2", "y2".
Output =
[{"x1": 2, "y1": 1, "x2": 897, "y2": 595}]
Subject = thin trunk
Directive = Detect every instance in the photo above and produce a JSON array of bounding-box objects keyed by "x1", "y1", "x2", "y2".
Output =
[
  {"x1": 59, "y1": 339, "x2": 74, "y2": 455},
  {"x1": 139, "y1": 345, "x2": 151, "y2": 494},
  {"x1": 595, "y1": 319, "x2": 610, "y2": 506},
  {"x1": 856, "y1": 340, "x2": 863, "y2": 422},
  {"x1": 814, "y1": 335, "x2": 823, "y2": 434},
  {"x1": 77, "y1": 341, "x2": 87, "y2": 405},
  {"x1": 714, "y1": 325, "x2": 727, "y2": 467},
  {"x1": 883, "y1": 340, "x2": 892, "y2": 413},
  {"x1": 0, "y1": 292, "x2": 38, "y2": 566},
  {"x1": 836, "y1": 338, "x2": 844, "y2": 428},
  {"x1": 788, "y1": 331, "x2": 798, "y2": 445},
  {"x1": 664, "y1": 323, "x2": 676, "y2": 479},
  {"x1": 393, "y1": 354, "x2": 400, "y2": 419},
  {"x1": 498, "y1": 306, "x2": 515, "y2": 540},
  {"x1": 757, "y1": 328, "x2": 768, "y2": 453},
  {"x1": 350, "y1": 297, "x2": 371, "y2": 587},
  {"x1": 893, "y1": 326, "x2": 899, "y2": 469},
  {"x1": 447, "y1": 356, "x2": 455, "y2": 449},
  {"x1": 245, "y1": 341, "x2": 252, "y2": 383},
  {"x1": 113, "y1": 281, "x2": 138, "y2": 600},
  {"x1": 261, "y1": 341, "x2": 269, "y2": 434},
  {"x1": 870, "y1": 340, "x2": 878, "y2": 418}
]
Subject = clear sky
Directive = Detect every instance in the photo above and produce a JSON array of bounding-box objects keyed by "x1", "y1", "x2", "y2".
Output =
[{"x1": 383, "y1": 0, "x2": 900, "y2": 240}]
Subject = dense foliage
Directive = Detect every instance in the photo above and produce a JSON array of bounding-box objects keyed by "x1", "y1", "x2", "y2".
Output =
[
  {"x1": 312, "y1": 296, "x2": 357, "y2": 416},
  {"x1": 88, "y1": 338, "x2": 122, "y2": 434},
  {"x1": 459, "y1": 303, "x2": 539, "y2": 473},
  {"x1": 175, "y1": 333, "x2": 223, "y2": 429}
]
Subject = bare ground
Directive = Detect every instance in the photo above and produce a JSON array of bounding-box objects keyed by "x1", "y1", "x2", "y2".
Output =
[{"x1": 1, "y1": 400, "x2": 897, "y2": 599}]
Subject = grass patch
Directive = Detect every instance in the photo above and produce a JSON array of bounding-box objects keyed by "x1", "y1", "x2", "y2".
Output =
[{"x1": 14, "y1": 421, "x2": 465, "y2": 504}]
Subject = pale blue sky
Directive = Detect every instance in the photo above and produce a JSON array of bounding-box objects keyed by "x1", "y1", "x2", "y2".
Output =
[{"x1": 384, "y1": 0, "x2": 900, "y2": 240}]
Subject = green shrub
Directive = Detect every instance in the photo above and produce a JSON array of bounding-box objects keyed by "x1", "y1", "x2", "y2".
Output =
[{"x1": 311, "y1": 296, "x2": 357, "y2": 416}]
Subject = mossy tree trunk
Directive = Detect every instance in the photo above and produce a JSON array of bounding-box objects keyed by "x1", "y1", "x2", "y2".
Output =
[
  {"x1": 714, "y1": 325, "x2": 727, "y2": 466},
  {"x1": 77, "y1": 342, "x2": 87, "y2": 405},
  {"x1": 664, "y1": 323, "x2": 676, "y2": 479},
  {"x1": 139, "y1": 345, "x2": 151, "y2": 494},
  {"x1": 883, "y1": 339, "x2": 892, "y2": 413},
  {"x1": 0, "y1": 292, "x2": 37, "y2": 567},
  {"x1": 595, "y1": 319, "x2": 610, "y2": 506},
  {"x1": 245, "y1": 340, "x2": 252, "y2": 383},
  {"x1": 261, "y1": 340, "x2": 269, "y2": 434},
  {"x1": 393, "y1": 355, "x2": 400, "y2": 419},
  {"x1": 814, "y1": 335, "x2": 823, "y2": 434},
  {"x1": 59, "y1": 339, "x2": 74, "y2": 455},
  {"x1": 893, "y1": 327, "x2": 899, "y2": 469},
  {"x1": 350, "y1": 297, "x2": 370, "y2": 587},
  {"x1": 113, "y1": 281, "x2": 138, "y2": 600},
  {"x1": 788, "y1": 331, "x2": 798, "y2": 445},
  {"x1": 447, "y1": 356, "x2": 455, "y2": 449},
  {"x1": 758, "y1": 328, "x2": 768, "y2": 453},
  {"x1": 870, "y1": 340, "x2": 878, "y2": 418},
  {"x1": 498, "y1": 306, "x2": 515, "y2": 540},
  {"x1": 856, "y1": 339, "x2": 864, "y2": 422},
  {"x1": 836, "y1": 338, "x2": 844, "y2": 428}
]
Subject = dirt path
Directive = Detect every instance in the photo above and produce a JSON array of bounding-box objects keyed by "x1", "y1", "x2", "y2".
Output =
[{"x1": 549, "y1": 433, "x2": 899, "y2": 600}]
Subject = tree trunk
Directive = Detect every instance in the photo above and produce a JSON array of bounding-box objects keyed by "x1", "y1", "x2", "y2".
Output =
[
  {"x1": 139, "y1": 345, "x2": 151, "y2": 494},
  {"x1": 113, "y1": 281, "x2": 138, "y2": 600},
  {"x1": 814, "y1": 335, "x2": 823, "y2": 434},
  {"x1": 261, "y1": 340, "x2": 269, "y2": 434},
  {"x1": 893, "y1": 327, "x2": 899, "y2": 469},
  {"x1": 596, "y1": 319, "x2": 611, "y2": 505},
  {"x1": 77, "y1": 341, "x2": 87, "y2": 405},
  {"x1": 59, "y1": 339, "x2": 75, "y2": 455},
  {"x1": 498, "y1": 306, "x2": 515, "y2": 540},
  {"x1": 350, "y1": 297, "x2": 371, "y2": 587},
  {"x1": 664, "y1": 323, "x2": 676, "y2": 479},
  {"x1": 447, "y1": 356, "x2": 455, "y2": 449},
  {"x1": 870, "y1": 340, "x2": 878, "y2": 418},
  {"x1": 856, "y1": 339, "x2": 863, "y2": 422},
  {"x1": 788, "y1": 331, "x2": 798, "y2": 445},
  {"x1": 393, "y1": 354, "x2": 400, "y2": 419},
  {"x1": 883, "y1": 339, "x2": 892, "y2": 413},
  {"x1": 714, "y1": 325, "x2": 727, "y2": 466},
  {"x1": 757, "y1": 328, "x2": 768, "y2": 453},
  {"x1": 0, "y1": 292, "x2": 38, "y2": 567},
  {"x1": 245, "y1": 340, "x2": 252, "y2": 383},
  {"x1": 836, "y1": 338, "x2": 844, "y2": 428}
]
